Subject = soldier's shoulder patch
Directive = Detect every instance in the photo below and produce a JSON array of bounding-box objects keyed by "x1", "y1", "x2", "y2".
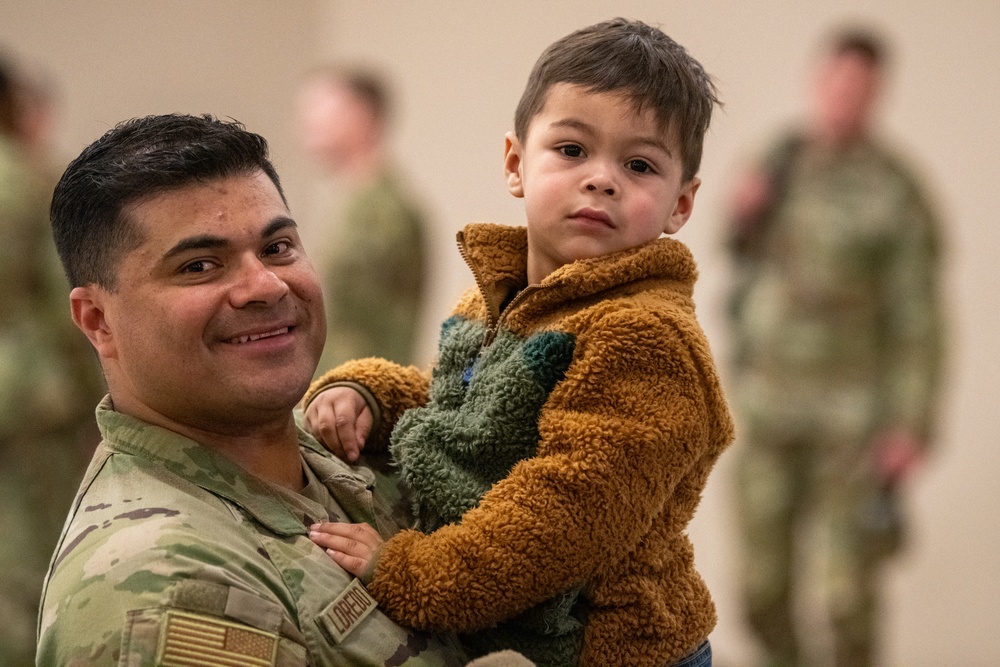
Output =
[
  {"x1": 316, "y1": 578, "x2": 378, "y2": 643},
  {"x1": 156, "y1": 609, "x2": 279, "y2": 666}
]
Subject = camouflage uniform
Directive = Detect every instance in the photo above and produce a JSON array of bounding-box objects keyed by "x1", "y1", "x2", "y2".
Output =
[
  {"x1": 0, "y1": 135, "x2": 103, "y2": 667},
  {"x1": 36, "y1": 397, "x2": 468, "y2": 666},
  {"x1": 319, "y1": 170, "x2": 427, "y2": 370},
  {"x1": 726, "y1": 133, "x2": 944, "y2": 667}
]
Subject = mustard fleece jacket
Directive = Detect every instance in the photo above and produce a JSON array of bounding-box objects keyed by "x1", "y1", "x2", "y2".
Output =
[{"x1": 305, "y1": 222, "x2": 734, "y2": 666}]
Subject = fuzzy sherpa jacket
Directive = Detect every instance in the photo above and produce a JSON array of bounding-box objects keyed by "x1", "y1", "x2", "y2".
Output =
[{"x1": 304, "y1": 222, "x2": 734, "y2": 667}]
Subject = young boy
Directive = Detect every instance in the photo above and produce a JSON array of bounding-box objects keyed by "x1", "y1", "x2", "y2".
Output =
[{"x1": 305, "y1": 17, "x2": 731, "y2": 667}]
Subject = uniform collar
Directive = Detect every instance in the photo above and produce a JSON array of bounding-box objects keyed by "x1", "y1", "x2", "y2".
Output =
[{"x1": 95, "y1": 397, "x2": 375, "y2": 537}]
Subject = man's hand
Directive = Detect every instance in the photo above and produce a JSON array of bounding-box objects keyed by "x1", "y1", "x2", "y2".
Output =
[
  {"x1": 872, "y1": 427, "x2": 926, "y2": 487},
  {"x1": 309, "y1": 522, "x2": 383, "y2": 578},
  {"x1": 304, "y1": 387, "x2": 372, "y2": 462}
]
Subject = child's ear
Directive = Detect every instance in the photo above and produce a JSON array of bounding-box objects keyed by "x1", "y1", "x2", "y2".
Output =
[
  {"x1": 503, "y1": 132, "x2": 525, "y2": 198},
  {"x1": 71, "y1": 285, "x2": 118, "y2": 360},
  {"x1": 664, "y1": 177, "x2": 701, "y2": 234}
]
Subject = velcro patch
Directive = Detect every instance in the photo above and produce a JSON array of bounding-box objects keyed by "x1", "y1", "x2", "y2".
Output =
[
  {"x1": 156, "y1": 610, "x2": 278, "y2": 666},
  {"x1": 317, "y1": 578, "x2": 378, "y2": 643}
]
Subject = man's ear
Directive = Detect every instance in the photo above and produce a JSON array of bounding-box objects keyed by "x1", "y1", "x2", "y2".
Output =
[
  {"x1": 503, "y1": 132, "x2": 525, "y2": 198},
  {"x1": 664, "y1": 177, "x2": 701, "y2": 235},
  {"x1": 71, "y1": 285, "x2": 118, "y2": 360}
]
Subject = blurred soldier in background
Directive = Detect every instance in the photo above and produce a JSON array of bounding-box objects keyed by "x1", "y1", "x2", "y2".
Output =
[
  {"x1": 0, "y1": 53, "x2": 103, "y2": 666},
  {"x1": 298, "y1": 66, "x2": 429, "y2": 370},
  {"x1": 724, "y1": 27, "x2": 945, "y2": 667}
]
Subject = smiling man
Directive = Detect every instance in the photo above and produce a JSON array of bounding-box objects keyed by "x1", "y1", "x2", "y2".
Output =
[{"x1": 35, "y1": 114, "x2": 467, "y2": 666}]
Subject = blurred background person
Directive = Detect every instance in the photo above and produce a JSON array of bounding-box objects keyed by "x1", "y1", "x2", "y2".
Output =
[
  {"x1": 723, "y1": 26, "x2": 945, "y2": 667},
  {"x1": 298, "y1": 65, "x2": 429, "y2": 371},
  {"x1": 0, "y1": 52, "x2": 103, "y2": 667}
]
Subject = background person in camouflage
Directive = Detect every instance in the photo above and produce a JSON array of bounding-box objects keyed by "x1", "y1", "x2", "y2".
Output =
[
  {"x1": 0, "y1": 53, "x2": 103, "y2": 667},
  {"x1": 724, "y1": 27, "x2": 945, "y2": 667},
  {"x1": 36, "y1": 113, "x2": 471, "y2": 666},
  {"x1": 298, "y1": 65, "x2": 429, "y2": 370}
]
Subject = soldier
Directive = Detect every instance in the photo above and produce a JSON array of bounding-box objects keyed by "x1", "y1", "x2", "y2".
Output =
[
  {"x1": 36, "y1": 114, "x2": 473, "y2": 666},
  {"x1": 298, "y1": 66, "x2": 429, "y2": 369},
  {"x1": 725, "y1": 27, "x2": 945, "y2": 667},
  {"x1": 0, "y1": 55, "x2": 102, "y2": 667}
]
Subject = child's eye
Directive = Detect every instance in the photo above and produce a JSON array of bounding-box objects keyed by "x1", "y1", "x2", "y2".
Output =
[
  {"x1": 559, "y1": 145, "x2": 583, "y2": 158},
  {"x1": 627, "y1": 159, "x2": 653, "y2": 173}
]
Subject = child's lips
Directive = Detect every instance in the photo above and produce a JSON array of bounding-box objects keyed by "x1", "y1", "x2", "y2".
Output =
[{"x1": 571, "y1": 208, "x2": 614, "y2": 227}]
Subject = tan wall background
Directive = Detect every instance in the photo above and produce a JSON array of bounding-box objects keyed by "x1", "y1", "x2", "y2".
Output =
[{"x1": 2, "y1": 1, "x2": 997, "y2": 664}]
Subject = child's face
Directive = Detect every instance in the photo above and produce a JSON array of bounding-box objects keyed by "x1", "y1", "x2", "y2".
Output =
[{"x1": 505, "y1": 83, "x2": 699, "y2": 284}]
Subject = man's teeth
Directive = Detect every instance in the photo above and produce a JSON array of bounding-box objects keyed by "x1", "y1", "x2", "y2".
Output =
[{"x1": 230, "y1": 327, "x2": 289, "y2": 344}]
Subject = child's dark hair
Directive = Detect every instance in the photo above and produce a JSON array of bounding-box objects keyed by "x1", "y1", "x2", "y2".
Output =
[{"x1": 513, "y1": 17, "x2": 720, "y2": 181}]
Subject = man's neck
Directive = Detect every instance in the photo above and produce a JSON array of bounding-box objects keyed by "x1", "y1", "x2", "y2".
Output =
[
  {"x1": 110, "y1": 396, "x2": 306, "y2": 492},
  {"x1": 332, "y1": 147, "x2": 387, "y2": 187},
  {"x1": 201, "y1": 424, "x2": 306, "y2": 492}
]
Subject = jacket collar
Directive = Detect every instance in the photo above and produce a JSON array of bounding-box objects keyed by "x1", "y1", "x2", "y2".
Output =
[{"x1": 457, "y1": 222, "x2": 698, "y2": 321}]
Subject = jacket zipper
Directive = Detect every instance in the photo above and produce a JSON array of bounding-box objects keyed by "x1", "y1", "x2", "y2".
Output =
[{"x1": 456, "y1": 230, "x2": 540, "y2": 348}]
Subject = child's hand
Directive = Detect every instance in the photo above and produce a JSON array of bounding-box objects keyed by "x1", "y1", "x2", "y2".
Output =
[
  {"x1": 304, "y1": 386, "x2": 372, "y2": 462},
  {"x1": 309, "y1": 521, "x2": 383, "y2": 578}
]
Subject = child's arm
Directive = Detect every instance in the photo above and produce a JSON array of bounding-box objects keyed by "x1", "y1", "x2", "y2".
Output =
[{"x1": 302, "y1": 357, "x2": 432, "y2": 454}]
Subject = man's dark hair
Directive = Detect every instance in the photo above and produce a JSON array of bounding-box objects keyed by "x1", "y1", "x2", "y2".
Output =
[
  {"x1": 0, "y1": 55, "x2": 17, "y2": 134},
  {"x1": 309, "y1": 65, "x2": 392, "y2": 128},
  {"x1": 828, "y1": 26, "x2": 889, "y2": 67},
  {"x1": 513, "y1": 17, "x2": 720, "y2": 181},
  {"x1": 51, "y1": 113, "x2": 285, "y2": 290}
]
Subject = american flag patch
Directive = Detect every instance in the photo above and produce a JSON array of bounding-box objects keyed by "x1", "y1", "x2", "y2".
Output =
[{"x1": 156, "y1": 610, "x2": 278, "y2": 666}]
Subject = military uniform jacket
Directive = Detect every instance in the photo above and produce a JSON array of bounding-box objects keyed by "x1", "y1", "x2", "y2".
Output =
[
  {"x1": 727, "y1": 133, "x2": 944, "y2": 442},
  {"x1": 36, "y1": 397, "x2": 466, "y2": 666},
  {"x1": 321, "y1": 170, "x2": 427, "y2": 369},
  {"x1": 306, "y1": 223, "x2": 734, "y2": 666}
]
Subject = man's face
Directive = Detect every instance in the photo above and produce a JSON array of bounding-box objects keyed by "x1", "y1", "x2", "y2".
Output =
[
  {"x1": 297, "y1": 78, "x2": 373, "y2": 170},
  {"x1": 80, "y1": 171, "x2": 326, "y2": 434},
  {"x1": 813, "y1": 51, "x2": 882, "y2": 143},
  {"x1": 504, "y1": 83, "x2": 699, "y2": 284}
]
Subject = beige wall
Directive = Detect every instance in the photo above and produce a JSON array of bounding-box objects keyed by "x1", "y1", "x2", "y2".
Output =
[{"x1": 2, "y1": 1, "x2": 997, "y2": 664}]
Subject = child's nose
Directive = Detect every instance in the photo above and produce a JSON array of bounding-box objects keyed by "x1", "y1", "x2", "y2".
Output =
[
  {"x1": 586, "y1": 182, "x2": 615, "y2": 196},
  {"x1": 583, "y1": 165, "x2": 617, "y2": 196}
]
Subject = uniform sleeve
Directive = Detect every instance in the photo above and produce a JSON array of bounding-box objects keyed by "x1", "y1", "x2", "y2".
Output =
[
  {"x1": 880, "y1": 181, "x2": 946, "y2": 445},
  {"x1": 304, "y1": 357, "x2": 431, "y2": 450},
  {"x1": 37, "y1": 501, "x2": 309, "y2": 666},
  {"x1": 366, "y1": 307, "x2": 734, "y2": 632}
]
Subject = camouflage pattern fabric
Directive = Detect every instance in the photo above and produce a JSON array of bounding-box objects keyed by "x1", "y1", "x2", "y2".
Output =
[
  {"x1": 36, "y1": 397, "x2": 468, "y2": 666},
  {"x1": 0, "y1": 135, "x2": 103, "y2": 667},
  {"x1": 726, "y1": 133, "x2": 944, "y2": 667},
  {"x1": 319, "y1": 170, "x2": 427, "y2": 370}
]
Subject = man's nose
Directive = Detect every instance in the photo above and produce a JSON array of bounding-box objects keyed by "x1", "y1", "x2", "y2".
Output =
[{"x1": 230, "y1": 257, "x2": 289, "y2": 307}]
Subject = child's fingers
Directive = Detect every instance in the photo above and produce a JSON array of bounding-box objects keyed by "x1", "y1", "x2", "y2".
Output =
[
  {"x1": 326, "y1": 547, "x2": 370, "y2": 578},
  {"x1": 305, "y1": 400, "x2": 348, "y2": 457},
  {"x1": 309, "y1": 522, "x2": 383, "y2": 552},
  {"x1": 309, "y1": 522, "x2": 382, "y2": 578},
  {"x1": 334, "y1": 407, "x2": 362, "y2": 462}
]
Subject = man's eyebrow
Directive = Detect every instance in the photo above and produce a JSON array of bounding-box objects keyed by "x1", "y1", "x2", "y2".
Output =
[
  {"x1": 163, "y1": 234, "x2": 227, "y2": 261},
  {"x1": 262, "y1": 216, "x2": 297, "y2": 238},
  {"x1": 162, "y1": 217, "x2": 298, "y2": 262}
]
